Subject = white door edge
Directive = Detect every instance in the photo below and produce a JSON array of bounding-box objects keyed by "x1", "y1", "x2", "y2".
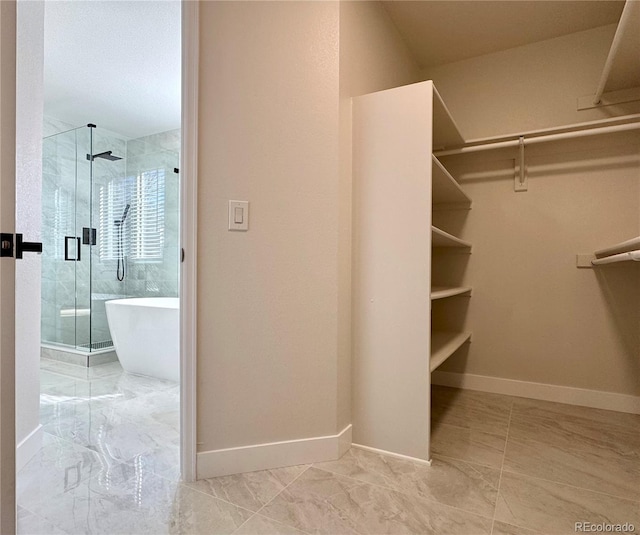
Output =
[{"x1": 180, "y1": 0, "x2": 199, "y2": 484}]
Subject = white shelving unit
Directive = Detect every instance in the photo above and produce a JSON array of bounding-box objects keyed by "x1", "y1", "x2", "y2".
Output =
[
  {"x1": 431, "y1": 286, "x2": 472, "y2": 300},
  {"x1": 430, "y1": 331, "x2": 472, "y2": 372},
  {"x1": 592, "y1": 236, "x2": 640, "y2": 265},
  {"x1": 432, "y1": 226, "x2": 472, "y2": 248},
  {"x1": 432, "y1": 155, "x2": 472, "y2": 206},
  {"x1": 352, "y1": 81, "x2": 471, "y2": 463}
]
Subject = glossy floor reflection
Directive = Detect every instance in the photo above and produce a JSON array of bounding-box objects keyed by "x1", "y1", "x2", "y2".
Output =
[{"x1": 19, "y1": 365, "x2": 640, "y2": 534}]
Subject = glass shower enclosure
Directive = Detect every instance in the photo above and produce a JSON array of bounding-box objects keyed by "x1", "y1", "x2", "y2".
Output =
[{"x1": 41, "y1": 124, "x2": 179, "y2": 360}]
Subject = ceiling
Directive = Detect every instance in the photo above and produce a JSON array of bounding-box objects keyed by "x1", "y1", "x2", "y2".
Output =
[
  {"x1": 44, "y1": 1, "x2": 629, "y2": 139},
  {"x1": 381, "y1": 1, "x2": 626, "y2": 69},
  {"x1": 44, "y1": 0, "x2": 181, "y2": 139}
]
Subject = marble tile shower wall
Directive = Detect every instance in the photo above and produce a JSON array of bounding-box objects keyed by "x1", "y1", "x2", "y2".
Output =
[{"x1": 41, "y1": 116, "x2": 180, "y2": 349}]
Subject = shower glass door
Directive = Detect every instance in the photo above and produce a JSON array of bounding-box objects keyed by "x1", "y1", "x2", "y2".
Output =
[{"x1": 41, "y1": 125, "x2": 91, "y2": 348}]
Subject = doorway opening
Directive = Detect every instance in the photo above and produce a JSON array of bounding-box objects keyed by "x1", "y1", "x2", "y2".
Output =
[{"x1": 16, "y1": 1, "x2": 184, "y2": 530}]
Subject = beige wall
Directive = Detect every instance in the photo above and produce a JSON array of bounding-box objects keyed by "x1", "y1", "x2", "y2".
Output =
[
  {"x1": 425, "y1": 27, "x2": 640, "y2": 396},
  {"x1": 423, "y1": 24, "x2": 640, "y2": 140},
  {"x1": 196, "y1": 0, "x2": 420, "y2": 454},
  {"x1": 197, "y1": 1, "x2": 340, "y2": 451}
]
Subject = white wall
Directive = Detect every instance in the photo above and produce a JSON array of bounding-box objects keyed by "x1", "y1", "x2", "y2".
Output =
[
  {"x1": 424, "y1": 25, "x2": 640, "y2": 398},
  {"x1": 15, "y1": 0, "x2": 44, "y2": 470}
]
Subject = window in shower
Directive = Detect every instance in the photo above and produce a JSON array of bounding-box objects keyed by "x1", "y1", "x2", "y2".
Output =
[{"x1": 98, "y1": 168, "x2": 166, "y2": 262}]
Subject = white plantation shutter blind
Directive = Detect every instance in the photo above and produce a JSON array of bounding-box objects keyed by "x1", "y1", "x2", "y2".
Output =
[
  {"x1": 131, "y1": 169, "x2": 165, "y2": 260},
  {"x1": 99, "y1": 177, "x2": 131, "y2": 261},
  {"x1": 98, "y1": 168, "x2": 166, "y2": 262}
]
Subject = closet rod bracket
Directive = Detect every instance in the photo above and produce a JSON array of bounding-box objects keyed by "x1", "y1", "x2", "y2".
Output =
[{"x1": 514, "y1": 136, "x2": 527, "y2": 192}]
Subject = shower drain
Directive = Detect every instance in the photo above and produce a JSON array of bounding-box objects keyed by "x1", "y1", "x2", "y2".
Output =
[{"x1": 78, "y1": 340, "x2": 114, "y2": 350}]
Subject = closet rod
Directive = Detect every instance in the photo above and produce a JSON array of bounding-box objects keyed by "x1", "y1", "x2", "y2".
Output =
[
  {"x1": 593, "y1": 0, "x2": 636, "y2": 105},
  {"x1": 435, "y1": 120, "x2": 640, "y2": 157},
  {"x1": 591, "y1": 250, "x2": 640, "y2": 265}
]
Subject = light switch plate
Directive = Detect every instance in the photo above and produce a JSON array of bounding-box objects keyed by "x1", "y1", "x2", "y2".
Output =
[{"x1": 228, "y1": 200, "x2": 249, "y2": 231}]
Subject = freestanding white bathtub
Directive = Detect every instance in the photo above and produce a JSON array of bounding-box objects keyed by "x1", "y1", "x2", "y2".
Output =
[{"x1": 105, "y1": 297, "x2": 179, "y2": 382}]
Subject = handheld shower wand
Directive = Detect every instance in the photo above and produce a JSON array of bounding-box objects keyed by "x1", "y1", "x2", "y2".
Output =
[{"x1": 116, "y1": 203, "x2": 131, "y2": 281}]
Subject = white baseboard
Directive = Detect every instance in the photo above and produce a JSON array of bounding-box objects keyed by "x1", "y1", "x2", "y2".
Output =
[
  {"x1": 196, "y1": 424, "x2": 352, "y2": 479},
  {"x1": 432, "y1": 371, "x2": 640, "y2": 415},
  {"x1": 351, "y1": 443, "x2": 432, "y2": 466},
  {"x1": 16, "y1": 424, "x2": 43, "y2": 472}
]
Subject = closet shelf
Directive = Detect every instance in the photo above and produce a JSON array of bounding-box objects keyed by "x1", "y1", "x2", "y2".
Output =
[
  {"x1": 594, "y1": 236, "x2": 640, "y2": 258},
  {"x1": 430, "y1": 331, "x2": 471, "y2": 373},
  {"x1": 432, "y1": 156, "x2": 471, "y2": 206},
  {"x1": 433, "y1": 85, "x2": 465, "y2": 149},
  {"x1": 591, "y1": 249, "x2": 640, "y2": 265},
  {"x1": 432, "y1": 226, "x2": 472, "y2": 248},
  {"x1": 431, "y1": 286, "x2": 472, "y2": 300}
]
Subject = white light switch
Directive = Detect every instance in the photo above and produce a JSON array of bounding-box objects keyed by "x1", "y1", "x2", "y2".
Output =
[{"x1": 228, "y1": 200, "x2": 249, "y2": 231}]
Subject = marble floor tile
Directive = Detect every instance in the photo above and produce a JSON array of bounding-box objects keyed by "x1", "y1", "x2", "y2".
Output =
[
  {"x1": 130, "y1": 445, "x2": 182, "y2": 483},
  {"x1": 87, "y1": 412, "x2": 178, "y2": 464},
  {"x1": 512, "y1": 397, "x2": 640, "y2": 430},
  {"x1": 30, "y1": 462, "x2": 252, "y2": 535},
  {"x1": 40, "y1": 370, "x2": 77, "y2": 393},
  {"x1": 314, "y1": 447, "x2": 500, "y2": 518},
  {"x1": 491, "y1": 520, "x2": 544, "y2": 535},
  {"x1": 233, "y1": 513, "x2": 308, "y2": 534},
  {"x1": 26, "y1": 370, "x2": 640, "y2": 535},
  {"x1": 107, "y1": 388, "x2": 180, "y2": 431},
  {"x1": 187, "y1": 465, "x2": 309, "y2": 512},
  {"x1": 40, "y1": 392, "x2": 115, "y2": 426},
  {"x1": 259, "y1": 466, "x2": 493, "y2": 535},
  {"x1": 509, "y1": 401, "x2": 640, "y2": 461},
  {"x1": 431, "y1": 386, "x2": 513, "y2": 435},
  {"x1": 495, "y1": 471, "x2": 640, "y2": 535},
  {"x1": 17, "y1": 433, "x2": 117, "y2": 512},
  {"x1": 40, "y1": 359, "x2": 124, "y2": 381},
  {"x1": 44, "y1": 372, "x2": 176, "y2": 405},
  {"x1": 503, "y1": 434, "x2": 640, "y2": 501},
  {"x1": 17, "y1": 506, "x2": 70, "y2": 535},
  {"x1": 167, "y1": 485, "x2": 255, "y2": 535},
  {"x1": 43, "y1": 403, "x2": 178, "y2": 465},
  {"x1": 430, "y1": 422, "x2": 507, "y2": 468}
]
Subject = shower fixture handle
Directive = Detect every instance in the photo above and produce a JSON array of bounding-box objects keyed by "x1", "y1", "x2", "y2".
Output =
[{"x1": 64, "y1": 236, "x2": 81, "y2": 261}]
